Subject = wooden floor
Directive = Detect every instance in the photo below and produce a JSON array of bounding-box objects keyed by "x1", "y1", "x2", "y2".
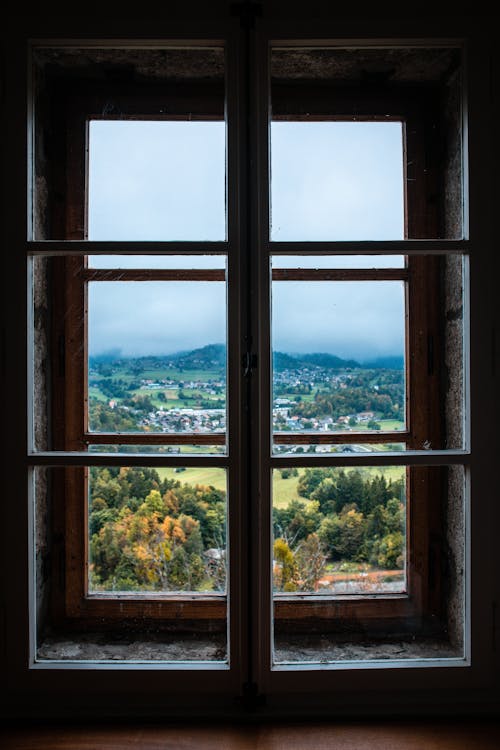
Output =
[{"x1": 1, "y1": 721, "x2": 500, "y2": 750}]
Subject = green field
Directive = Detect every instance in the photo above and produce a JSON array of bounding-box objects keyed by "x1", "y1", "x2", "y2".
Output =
[
  {"x1": 133, "y1": 367, "x2": 223, "y2": 383},
  {"x1": 272, "y1": 465, "x2": 405, "y2": 509},
  {"x1": 272, "y1": 468, "x2": 306, "y2": 508},
  {"x1": 88, "y1": 386, "x2": 108, "y2": 403},
  {"x1": 153, "y1": 464, "x2": 404, "y2": 508},
  {"x1": 157, "y1": 466, "x2": 227, "y2": 491},
  {"x1": 89, "y1": 363, "x2": 226, "y2": 411},
  {"x1": 355, "y1": 419, "x2": 405, "y2": 431}
]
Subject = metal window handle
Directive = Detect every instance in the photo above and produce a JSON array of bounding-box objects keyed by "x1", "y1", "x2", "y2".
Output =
[{"x1": 243, "y1": 352, "x2": 257, "y2": 377}]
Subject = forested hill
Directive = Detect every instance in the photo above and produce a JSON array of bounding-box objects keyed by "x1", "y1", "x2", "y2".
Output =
[
  {"x1": 280, "y1": 352, "x2": 361, "y2": 370},
  {"x1": 90, "y1": 345, "x2": 403, "y2": 372},
  {"x1": 272, "y1": 352, "x2": 404, "y2": 371},
  {"x1": 90, "y1": 344, "x2": 227, "y2": 371}
]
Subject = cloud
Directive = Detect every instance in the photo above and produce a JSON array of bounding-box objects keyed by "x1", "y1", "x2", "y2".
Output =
[{"x1": 88, "y1": 120, "x2": 405, "y2": 359}]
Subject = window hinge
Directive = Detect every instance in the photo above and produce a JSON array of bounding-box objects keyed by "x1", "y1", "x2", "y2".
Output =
[
  {"x1": 58, "y1": 333, "x2": 66, "y2": 377},
  {"x1": 492, "y1": 324, "x2": 496, "y2": 378},
  {"x1": 242, "y1": 352, "x2": 257, "y2": 378},
  {"x1": 53, "y1": 532, "x2": 66, "y2": 591},
  {"x1": 427, "y1": 332, "x2": 434, "y2": 376},
  {"x1": 0, "y1": 600, "x2": 5, "y2": 666},
  {"x1": 493, "y1": 601, "x2": 497, "y2": 653}
]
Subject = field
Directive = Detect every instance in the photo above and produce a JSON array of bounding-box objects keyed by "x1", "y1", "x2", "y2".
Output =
[
  {"x1": 154, "y1": 465, "x2": 404, "y2": 509},
  {"x1": 360, "y1": 419, "x2": 405, "y2": 431},
  {"x1": 156, "y1": 466, "x2": 227, "y2": 491},
  {"x1": 89, "y1": 363, "x2": 226, "y2": 410},
  {"x1": 272, "y1": 468, "x2": 306, "y2": 508},
  {"x1": 272, "y1": 465, "x2": 405, "y2": 509}
]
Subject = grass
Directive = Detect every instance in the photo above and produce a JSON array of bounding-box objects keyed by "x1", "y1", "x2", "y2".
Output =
[
  {"x1": 178, "y1": 445, "x2": 226, "y2": 455},
  {"x1": 152, "y1": 464, "x2": 404, "y2": 509},
  {"x1": 133, "y1": 367, "x2": 223, "y2": 383},
  {"x1": 88, "y1": 386, "x2": 108, "y2": 403},
  {"x1": 354, "y1": 419, "x2": 405, "y2": 431},
  {"x1": 156, "y1": 466, "x2": 227, "y2": 491},
  {"x1": 272, "y1": 468, "x2": 306, "y2": 508},
  {"x1": 272, "y1": 465, "x2": 405, "y2": 509}
]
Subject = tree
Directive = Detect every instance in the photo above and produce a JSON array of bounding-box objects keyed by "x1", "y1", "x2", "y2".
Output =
[
  {"x1": 371, "y1": 531, "x2": 404, "y2": 569},
  {"x1": 88, "y1": 468, "x2": 227, "y2": 592},
  {"x1": 297, "y1": 467, "x2": 334, "y2": 498},
  {"x1": 295, "y1": 533, "x2": 327, "y2": 591},
  {"x1": 319, "y1": 506, "x2": 367, "y2": 562},
  {"x1": 273, "y1": 538, "x2": 299, "y2": 592}
]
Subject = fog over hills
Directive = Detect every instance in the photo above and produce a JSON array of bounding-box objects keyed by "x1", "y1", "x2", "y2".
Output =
[{"x1": 90, "y1": 344, "x2": 404, "y2": 371}]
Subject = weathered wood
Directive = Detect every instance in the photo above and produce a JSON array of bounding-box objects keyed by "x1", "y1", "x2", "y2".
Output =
[
  {"x1": 82, "y1": 268, "x2": 226, "y2": 281},
  {"x1": 272, "y1": 268, "x2": 408, "y2": 281}
]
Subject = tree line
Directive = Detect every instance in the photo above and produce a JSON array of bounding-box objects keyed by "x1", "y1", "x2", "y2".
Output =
[
  {"x1": 273, "y1": 468, "x2": 405, "y2": 591},
  {"x1": 88, "y1": 465, "x2": 405, "y2": 595},
  {"x1": 288, "y1": 370, "x2": 404, "y2": 422},
  {"x1": 89, "y1": 467, "x2": 226, "y2": 592}
]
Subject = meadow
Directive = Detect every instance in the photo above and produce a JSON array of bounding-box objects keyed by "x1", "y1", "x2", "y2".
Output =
[{"x1": 153, "y1": 465, "x2": 405, "y2": 509}]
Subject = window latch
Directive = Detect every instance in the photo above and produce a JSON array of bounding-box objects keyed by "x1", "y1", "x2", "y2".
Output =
[{"x1": 242, "y1": 352, "x2": 257, "y2": 377}]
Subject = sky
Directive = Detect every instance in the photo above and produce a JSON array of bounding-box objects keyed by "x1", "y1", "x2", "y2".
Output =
[{"x1": 88, "y1": 119, "x2": 405, "y2": 360}]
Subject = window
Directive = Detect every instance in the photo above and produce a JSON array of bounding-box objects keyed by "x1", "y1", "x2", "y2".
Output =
[
  {"x1": 33, "y1": 45, "x2": 234, "y2": 661},
  {"x1": 9, "y1": 10, "x2": 493, "y2": 717},
  {"x1": 30, "y1": 40, "x2": 467, "y2": 664}
]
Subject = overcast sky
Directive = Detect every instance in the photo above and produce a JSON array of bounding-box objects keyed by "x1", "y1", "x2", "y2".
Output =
[{"x1": 88, "y1": 120, "x2": 405, "y2": 360}]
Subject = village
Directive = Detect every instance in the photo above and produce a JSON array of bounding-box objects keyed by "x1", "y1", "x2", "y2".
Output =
[
  {"x1": 134, "y1": 371, "x2": 377, "y2": 439},
  {"x1": 89, "y1": 352, "x2": 403, "y2": 449}
]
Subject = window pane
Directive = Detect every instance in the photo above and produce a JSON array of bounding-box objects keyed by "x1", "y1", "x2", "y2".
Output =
[
  {"x1": 88, "y1": 466, "x2": 227, "y2": 594},
  {"x1": 272, "y1": 255, "x2": 405, "y2": 269},
  {"x1": 272, "y1": 466, "x2": 407, "y2": 596},
  {"x1": 272, "y1": 279, "x2": 406, "y2": 445},
  {"x1": 34, "y1": 467, "x2": 228, "y2": 663},
  {"x1": 273, "y1": 443, "x2": 406, "y2": 455},
  {"x1": 33, "y1": 45, "x2": 226, "y2": 241},
  {"x1": 270, "y1": 121, "x2": 404, "y2": 241},
  {"x1": 88, "y1": 281, "x2": 227, "y2": 446},
  {"x1": 89, "y1": 120, "x2": 226, "y2": 241},
  {"x1": 270, "y1": 46, "x2": 464, "y2": 241},
  {"x1": 88, "y1": 444, "x2": 226, "y2": 455},
  {"x1": 272, "y1": 465, "x2": 466, "y2": 664}
]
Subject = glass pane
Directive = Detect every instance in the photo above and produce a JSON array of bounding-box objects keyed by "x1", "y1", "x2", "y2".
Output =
[
  {"x1": 272, "y1": 465, "x2": 466, "y2": 664},
  {"x1": 34, "y1": 467, "x2": 227, "y2": 663},
  {"x1": 271, "y1": 121, "x2": 404, "y2": 241},
  {"x1": 273, "y1": 442, "x2": 406, "y2": 455},
  {"x1": 272, "y1": 279, "x2": 406, "y2": 444},
  {"x1": 88, "y1": 466, "x2": 227, "y2": 594},
  {"x1": 88, "y1": 444, "x2": 226, "y2": 455},
  {"x1": 270, "y1": 46, "x2": 464, "y2": 241},
  {"x1": 272, "y1": 466, "x2": 407, "y2": 595},
  {"x1": 88, "y1": 281, "x2": 227, "y2": 443},
  {"x1": 89, "y1": 120, "x2": 226, "y2": 241},
  {"x1": 33, "y1": 46, "x2": 226, "y2": 241},
  {"x1": 272, "y1": 255, "x2": 405, "y2": 269}
]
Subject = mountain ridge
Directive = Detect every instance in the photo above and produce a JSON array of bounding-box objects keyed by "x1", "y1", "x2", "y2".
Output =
[{"x1": 90, "y1": 344, "x2": 403, "y2": 370}]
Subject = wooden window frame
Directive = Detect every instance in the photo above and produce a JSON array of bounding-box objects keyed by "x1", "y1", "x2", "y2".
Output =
[{"x1": 45, "y1": 62, "x2": 449, "y2": 638}]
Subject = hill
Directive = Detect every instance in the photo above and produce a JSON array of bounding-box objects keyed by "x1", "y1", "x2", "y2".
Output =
[
  {"x1": 273, "y1": 351, "x2": 360, "y2": 372},
  {"x1": 90, "y1": 345, "x2": 403, "y2": 372}
]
